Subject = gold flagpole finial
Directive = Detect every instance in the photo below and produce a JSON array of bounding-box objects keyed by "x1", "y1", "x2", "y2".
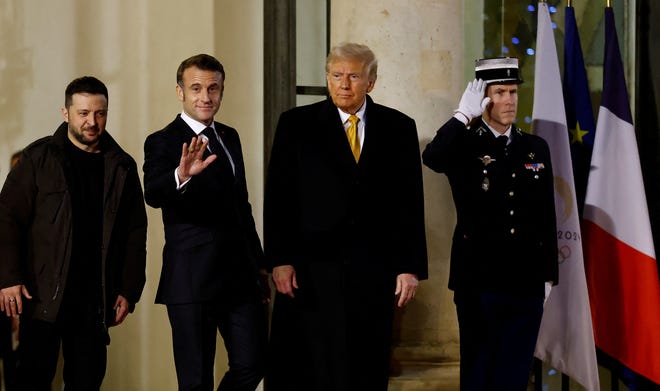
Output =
[
  {"x1": 568, "y1": 0, "x2": 572, "y2": 7},
  {"x1": 607, "y1": 0, "x2": 612, "y2": 7}
]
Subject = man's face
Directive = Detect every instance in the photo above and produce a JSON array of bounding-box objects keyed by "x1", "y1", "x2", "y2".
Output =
[
  {"x1": 62, "y1": 93, "x2": 108, "y2": 150},
  {"x1": 177, "y1": 66, "x2": 224, "y2": 126},
  {"x1": 483, "y1": 83, "x2": 518, "y2": 133},
  {"x1": 326, "y1": 59, "x2": 375, "y2": 114}
]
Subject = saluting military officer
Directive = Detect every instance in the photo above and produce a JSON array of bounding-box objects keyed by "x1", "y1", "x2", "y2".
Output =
[{"x1": 422, "y1": 57, "x2": 558, "y2": 391}]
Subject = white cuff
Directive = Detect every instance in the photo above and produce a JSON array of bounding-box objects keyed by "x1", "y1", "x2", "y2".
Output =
[
  {"x1": 452, "y1": 111, "x2": 470, "y2": 125},
  {"x1": 175, "y1": 167, "x2": 191, "y2": 191}
]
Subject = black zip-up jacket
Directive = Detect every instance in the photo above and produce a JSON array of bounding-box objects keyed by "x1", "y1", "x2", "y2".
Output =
[{"x1": 0, "y1": 122, "x2": 147, "y2": 330}]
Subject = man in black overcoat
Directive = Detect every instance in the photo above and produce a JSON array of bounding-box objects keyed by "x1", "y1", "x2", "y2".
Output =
[{"x1": 264, "y1": 42, "x2": 428, "y2": 391}]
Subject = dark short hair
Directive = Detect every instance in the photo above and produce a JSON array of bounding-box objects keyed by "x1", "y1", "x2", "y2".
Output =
[
  {"x1": 176, "y1": 54, "x2": 225, "y2": 87},
  {"x1": 64, "y1": 76, "x2": 108, "y2": 108}
]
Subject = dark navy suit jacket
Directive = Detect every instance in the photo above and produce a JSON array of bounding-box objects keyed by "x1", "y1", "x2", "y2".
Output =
[{"x1": 143, "y1": 115, "x2": 264, "y2": 304}]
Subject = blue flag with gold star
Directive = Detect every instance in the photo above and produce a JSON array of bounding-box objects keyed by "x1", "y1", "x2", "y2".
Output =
[{"x1": 564, "y1": 6, "x2": 595, "y2": 215}]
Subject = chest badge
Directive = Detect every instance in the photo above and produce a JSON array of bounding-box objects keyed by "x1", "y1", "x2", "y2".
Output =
[
  {"x1": 478, "y1": 155, "x2": 495, "y2": 191},
  {"x1": 524, "y1": 163, "x2": 545, "y2": 172},
  {"x1": 478, "y1": 155, "x2": 496, "y2": 166},
  {"x1": 481, "y1": 177, "x2": 490, "y2": 192}
]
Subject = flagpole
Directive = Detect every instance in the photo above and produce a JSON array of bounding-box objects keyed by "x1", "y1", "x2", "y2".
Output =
[
  {"x1": 606, "y1": 0, "x2": 611, "y2": 7},
  {"x1": 568, "y1": 0, "x2": 572, "y2": 7}
]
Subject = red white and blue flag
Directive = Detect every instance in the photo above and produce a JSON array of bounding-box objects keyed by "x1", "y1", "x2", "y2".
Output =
[{"x1": 582, "y1": 6, "x2": 660, "y2": 385}]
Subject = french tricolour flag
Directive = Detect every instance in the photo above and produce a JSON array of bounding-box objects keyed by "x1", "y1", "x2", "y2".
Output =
[{"x1": 582, "y1": 6, "x2": 660, "y2": 385}]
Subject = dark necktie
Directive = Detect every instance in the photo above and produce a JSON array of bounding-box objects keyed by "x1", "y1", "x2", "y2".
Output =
[
  {"x1": 202, "y1": 127, "x2": 234, "y2": 176},
  {"x1": 202, "y1": 127, "x2": 223, "y2": 155}
]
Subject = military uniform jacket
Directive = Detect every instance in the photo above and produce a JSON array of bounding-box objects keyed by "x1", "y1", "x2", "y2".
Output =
[{"x1": 423, "y1": 117, "x2": 558, "y2": 297}]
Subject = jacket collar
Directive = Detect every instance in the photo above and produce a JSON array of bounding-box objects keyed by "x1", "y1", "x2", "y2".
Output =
[
  {"x1": 52, "y1": 121, "x2": 127, "y2": 164},
  {"x1": 320, "y1": 95, "x2": 377, "y2": 170}
]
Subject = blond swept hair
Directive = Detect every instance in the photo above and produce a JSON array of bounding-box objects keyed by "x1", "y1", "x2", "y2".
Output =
[{"x1": 325, "y1": 42, "x2": 378, "y2": 82}]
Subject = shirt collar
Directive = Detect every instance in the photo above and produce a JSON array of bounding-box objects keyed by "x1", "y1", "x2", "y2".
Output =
[
  {"x1": 337, "y1": 100, "x2": 367, "y2": 125},
  {"x1": 180, "y1": 111, "x2": 215, "y2": 135},
  {"x1": 485, "y1": 122, "x2": 512, "y2": 139}
]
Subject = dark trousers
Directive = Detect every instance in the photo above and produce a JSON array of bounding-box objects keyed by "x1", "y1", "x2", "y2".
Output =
[
  {"x1": 0, "y1": 316, "x2": 17, "y2": 390},
  {"x1": 166, "y1": 297, "x2": 267, "y2": 391},
  {"x1": 16, "y1": 317, "x2": 107, "y2": 391},
  {"x1": 454, "y1": 290, "x2": 544, "y2": 391},
  {"x1": 266, "y1": 261, "x2": 394, "y2": 391}
]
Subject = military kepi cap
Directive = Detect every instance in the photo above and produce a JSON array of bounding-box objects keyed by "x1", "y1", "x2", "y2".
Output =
[{"x1": 475, "y1": 57, "x2": 523, "y2": 84}]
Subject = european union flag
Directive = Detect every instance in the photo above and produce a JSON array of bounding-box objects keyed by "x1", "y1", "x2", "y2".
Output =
[{"x1": 563, "y1": 6, "x2": 595, "y2": 216}]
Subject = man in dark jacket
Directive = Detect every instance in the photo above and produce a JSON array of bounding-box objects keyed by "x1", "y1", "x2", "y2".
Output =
[
  {"x1": 0, "y1": 76, "x2": 147, "y2": 390},
  {"x1": 423, "y1": 58, "x2": 558, "y2": 391},
  {"x1": 264, "y1": 42, "x2": 428, "y2": 391},
  {"x1": 143, "y1": 54, "x2": 267, "y2": 391}
]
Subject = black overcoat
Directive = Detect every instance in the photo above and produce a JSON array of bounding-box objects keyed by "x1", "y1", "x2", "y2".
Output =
[{"x1": 264, "y1": 96, "x2": 428, "y2": 389}]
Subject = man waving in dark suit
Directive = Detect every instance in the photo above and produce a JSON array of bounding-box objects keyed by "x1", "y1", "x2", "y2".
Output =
[
  {"x1": 143, "y1": 54, "x2": 267, "y2": 391},
  {"x1": 264, "y1": 42, "x2": 428, "y2": 391}
]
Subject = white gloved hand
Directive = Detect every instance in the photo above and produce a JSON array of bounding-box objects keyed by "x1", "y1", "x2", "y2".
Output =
[
  {"x1": 543, "y1": 281, "x2": 553, "y2": 307},
  {"x1": 454, "y1": 78, "x2": 491, "y2": 124}
]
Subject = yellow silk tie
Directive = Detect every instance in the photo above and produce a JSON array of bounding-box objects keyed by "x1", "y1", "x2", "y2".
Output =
[{"x1": 346, "y1": 115, "x2": 360, "y2": 162}]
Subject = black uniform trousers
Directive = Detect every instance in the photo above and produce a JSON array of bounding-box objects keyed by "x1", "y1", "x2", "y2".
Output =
[{"x1": 454, "y1": 290, "x2": 544, "y2": 391}]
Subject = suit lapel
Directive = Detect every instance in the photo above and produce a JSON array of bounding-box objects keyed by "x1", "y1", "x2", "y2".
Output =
[
  {"x1": 360, "y1": 96, "x2": 379, "y2": 165},
  {"x1": 319, "y1": 100, "x2": 358, "y2": 172},
  {"x1": 215, "y1": 122, "x2": 242, "y2": 183},
  {"x1": 175, "y1": 115, "x2": 197, "y2": 139}
]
